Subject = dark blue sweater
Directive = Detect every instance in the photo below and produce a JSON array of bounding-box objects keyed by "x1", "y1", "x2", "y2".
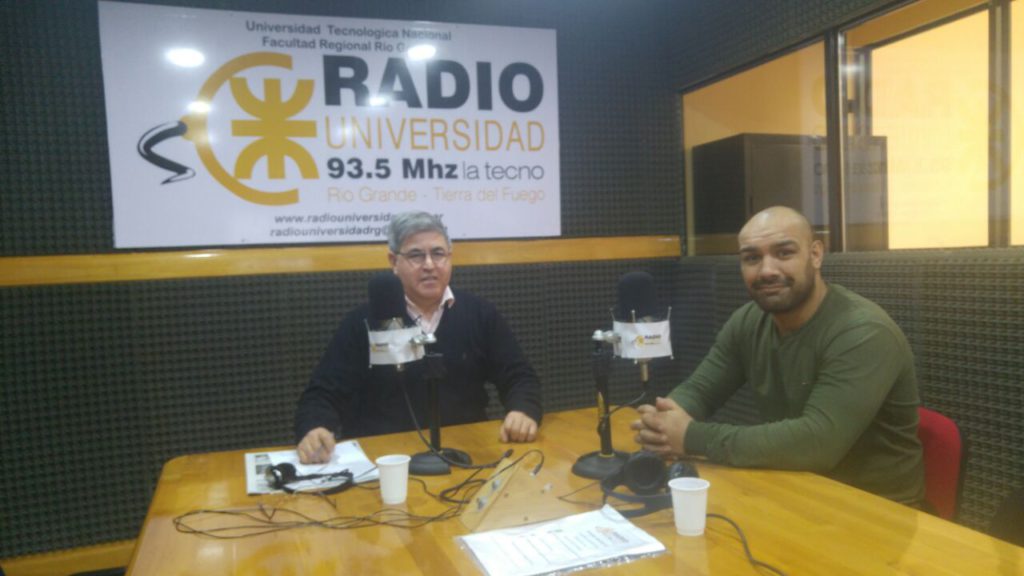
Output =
[{"x1": 295, "y1": 288, "x2": 543, "y2": 440}]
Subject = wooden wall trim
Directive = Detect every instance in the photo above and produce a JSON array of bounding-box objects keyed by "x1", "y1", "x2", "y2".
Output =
[
  {"x1": 0, "y1": 539, "x2": 135, "y2": 576},
  {"x1": 0, "y1": 236, "x2": 680, "y2": 287}
]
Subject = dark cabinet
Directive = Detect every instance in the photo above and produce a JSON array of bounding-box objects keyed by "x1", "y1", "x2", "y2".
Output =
[{"x1": 691, "y1": 133, "x2": 887, "y2": 250}]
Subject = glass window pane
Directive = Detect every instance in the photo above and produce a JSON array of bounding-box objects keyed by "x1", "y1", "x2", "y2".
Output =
[
  {"x1": 682, "y1": 43, "x2": 826, "y2": 255},
  {"x1": 1013, "y1": 1, "x2": 1024, "y2": 245},
  {"x1": 842, "y1": 1, "x2": 988, "y2": 250}
]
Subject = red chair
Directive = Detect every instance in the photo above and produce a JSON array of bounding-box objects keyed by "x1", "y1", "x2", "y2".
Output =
[{"x1": 916, "y1": 406, "x2": 965, "y2": 520}]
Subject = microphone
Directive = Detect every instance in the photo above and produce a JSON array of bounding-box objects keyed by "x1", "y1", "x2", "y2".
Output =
[
  {"x1": 594, "y1": 271, "x2": 673, "y2": 372},
  {"x1": 574, "y1": 271, "x2": 673, "y2": 481},
  {"x1": 612, "y1": 271, "x2": 672, "y2": 392},
  {"x1": 615, "y1": 271, "x2": 660, "y2": 321},
  {"x1": 368, "y1": 271, "x2": 408, "y2": 330},
  {"x1": 365, "y1": 273, "x2": 472, "y2": 475},
  {"x1": 366, "y1": 272, "x2": 434, "y2": 367}
]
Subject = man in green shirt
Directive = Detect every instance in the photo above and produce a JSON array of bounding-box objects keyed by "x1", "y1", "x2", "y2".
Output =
[{"x1": 632, "y1": 206, "x2": 924, "y2": 504}]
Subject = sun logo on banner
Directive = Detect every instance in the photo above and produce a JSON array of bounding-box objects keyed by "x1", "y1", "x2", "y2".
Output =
[{"x1": 136, "y1": 52, "x2": 318, "y2": 206}]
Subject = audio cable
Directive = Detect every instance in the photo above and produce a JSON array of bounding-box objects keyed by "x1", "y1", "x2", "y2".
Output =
[
  {"x1": 707, "y1": 513, "x2": 787, "y2": 576},
  {"x1": 173, "y1": 449, "x2": 546, "y2": 538}
]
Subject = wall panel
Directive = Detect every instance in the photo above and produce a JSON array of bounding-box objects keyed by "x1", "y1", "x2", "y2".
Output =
[{"x1": 0, "y1": 259, "x2": 681, "y2": 557}]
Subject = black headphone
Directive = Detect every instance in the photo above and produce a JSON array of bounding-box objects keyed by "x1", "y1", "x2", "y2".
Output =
[
  {"x1": 600, "y1": 452, "x2": 699, "y2": 518},
  {"x1": 265, "y1": 463, "x2": 354, "y2": 495}
]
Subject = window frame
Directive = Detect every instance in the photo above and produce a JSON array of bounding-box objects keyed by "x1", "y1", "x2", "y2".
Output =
[{"x1": 679, "y1": 0, "x2": 1015, "y2": 254}]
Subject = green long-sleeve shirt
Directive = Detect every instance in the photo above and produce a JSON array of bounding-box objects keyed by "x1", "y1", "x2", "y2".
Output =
[{"x1": 670, "y1": 284, "x2": 924, "y2": 504}]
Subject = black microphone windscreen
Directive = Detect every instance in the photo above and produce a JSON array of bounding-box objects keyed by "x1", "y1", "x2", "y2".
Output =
[
  {"x1": 368, "y1": 271, "x2": 407, "y2": 323},
  {"x1": 615, "y1": 271, "x2": 659, "y2": 320}
]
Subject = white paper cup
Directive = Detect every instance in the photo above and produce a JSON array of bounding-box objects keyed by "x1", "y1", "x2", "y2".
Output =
[
  {"x1": 669, "y1": 477, "x2": 710, "y2": 536},
  {"x1": 376, "y1": 454, "x2": 411, "y2": 505}
]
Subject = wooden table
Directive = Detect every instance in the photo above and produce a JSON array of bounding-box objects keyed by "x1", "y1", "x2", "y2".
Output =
[{"x1": 128, "y1": 408, "x2": 1023, "y2": 575}]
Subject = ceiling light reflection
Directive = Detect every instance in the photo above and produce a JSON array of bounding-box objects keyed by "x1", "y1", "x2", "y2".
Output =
[
  {"x1": 187, "y1": 101, "x2": 211, "y2": 114},
  {"x1": 166, "y1": 48, "x2": 205, "y2": 68},
  {"x1": 407, "y1": 44, "x2": 437, "y2": 61}
]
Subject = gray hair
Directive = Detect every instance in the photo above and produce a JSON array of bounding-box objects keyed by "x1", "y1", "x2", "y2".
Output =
[{"x1": 387, "y1": 211, "x2": 450, "y2": 253}]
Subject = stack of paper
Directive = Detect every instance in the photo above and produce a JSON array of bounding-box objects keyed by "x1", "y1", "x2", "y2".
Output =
[{"x1": 458, "y1": 505, "x2": 666, "y2": 576}]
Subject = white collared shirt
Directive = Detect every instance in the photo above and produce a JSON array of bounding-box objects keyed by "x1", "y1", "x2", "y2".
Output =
[{"x1": 406, "y1": 286, "x2": 455, "y2": 334}]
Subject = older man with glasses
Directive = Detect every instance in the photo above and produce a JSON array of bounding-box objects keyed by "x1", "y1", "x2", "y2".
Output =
[{"x1": 295, "y1": 211, "x2": 542, "y2": 464}]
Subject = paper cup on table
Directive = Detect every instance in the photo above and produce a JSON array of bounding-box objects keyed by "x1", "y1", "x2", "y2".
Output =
[
  {"x1": 669, "y1": 477, "x2": 710, "y2": 536},
  {"x1": 376, "y1": 454, "x2": 411, "y2": 505}
]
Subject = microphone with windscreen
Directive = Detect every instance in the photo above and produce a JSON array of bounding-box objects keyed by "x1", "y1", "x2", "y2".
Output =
[
  {"x1": 594, "y1": 271, "x2": 673, "y2": 381},
  {"x1": 366, "y1": 272, "x2": 434, "y2": 367},
  {"x1": 368, "y1": 270, "x2": 408, "y2": 329},
  {"x1": 365, "y1": 271, "x2": 471, "y2": 476},
  {"x1": 574, "y1": 271, "x2": 673, "y2": 481}
]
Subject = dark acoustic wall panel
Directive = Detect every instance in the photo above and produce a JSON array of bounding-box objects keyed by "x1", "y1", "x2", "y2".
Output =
[
  {"x1": 0, "y1": 276, "x2": 350, "y2": 557},
  {"x1": 672, "y1": 258, "x2": 762, "y2": 427},
  {"x1": 674, "y1": 250, "x2": 1024, "y2": 532},
  {"x1": 0, "y1": 1, "x2": 113, "y2": 255},
  {"x1": 907, "y1": 252, "x2": 1024, "y2": 530},
  {"x1": 1, "y1": 284, "x2": 145, "y2": 552},
  {"x1": 0, "y1": 0, "x2": 682, "y2": 256},
  {"x1": 828, "y1": 251, "x2": 1024, "y2": 531},
  {"x1": 0, "y1": 259, "x2": 680, "y2": 557},
  {"x1": 126, "y1": 273, "x2": 368, "y2": 457},
  {"x1": 664, "y1": 0, "x2": 888, "y2": 90}
]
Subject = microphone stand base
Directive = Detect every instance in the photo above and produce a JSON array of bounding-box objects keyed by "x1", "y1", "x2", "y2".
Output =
[
  {"x1": 572, "y1": 450, "x2": 630, "y2": 480},
  {"x1": 410, "y1": 448, "x2": 473, "y2": 476}
]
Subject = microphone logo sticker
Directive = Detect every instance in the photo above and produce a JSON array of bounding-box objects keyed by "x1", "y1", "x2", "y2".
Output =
[
  {"x1": 613, "y1": 319, "x2": 673, "y2": 360},
  {"x1": 367, "y1": 325, "x2": 427, "y2": 365},
  {"x1": 633, "y1": 333, "x2": 661, "y2": 346}
]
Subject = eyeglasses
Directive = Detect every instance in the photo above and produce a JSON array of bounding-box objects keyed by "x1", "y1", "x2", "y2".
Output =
[{"x1": 397, "y1": 247, "x2": 450, "y2": 267}]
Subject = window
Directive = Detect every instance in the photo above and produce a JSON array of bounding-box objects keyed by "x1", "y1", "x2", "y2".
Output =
[
  {"x1": 841, "y1": 0, "x2": 989, "y2": 249},
  {"x1": 682, "y1": 43, "x2": 826, "y2": 255},
  {"x1": 1013, "y1": 0, "x2": 1024, "y2": 244},
  {"x1": 681, "y1": 0, "x2": 1021, "y2": 253}
]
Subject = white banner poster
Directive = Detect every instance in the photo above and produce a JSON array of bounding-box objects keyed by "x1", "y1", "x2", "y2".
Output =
[{"x1": 98, "y1": 2, "x2": 560, "y2": 248}]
